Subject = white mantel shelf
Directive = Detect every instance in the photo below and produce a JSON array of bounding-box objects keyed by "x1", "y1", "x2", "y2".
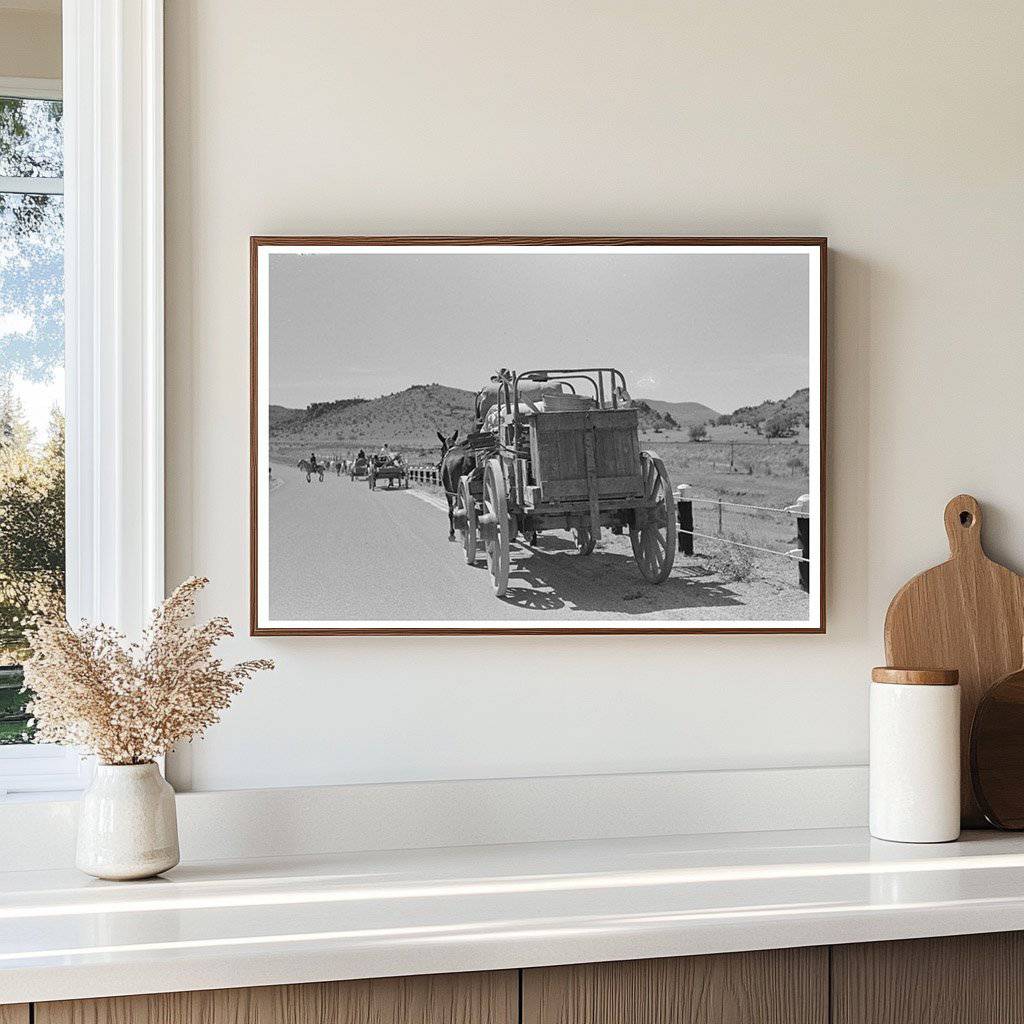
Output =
[{"x1": 4, "y1": 826, "x2": 1024, "y2": 1004}]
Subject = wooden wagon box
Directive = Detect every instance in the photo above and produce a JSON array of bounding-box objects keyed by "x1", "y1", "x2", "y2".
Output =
[{"x1": 527, "y1": 408, "x2": 644, "y2": 504}]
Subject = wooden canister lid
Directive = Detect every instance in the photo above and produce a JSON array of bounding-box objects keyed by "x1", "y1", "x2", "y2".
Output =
[{"x1": 871, "y1": 667, "x2": 960, "y2": 686}]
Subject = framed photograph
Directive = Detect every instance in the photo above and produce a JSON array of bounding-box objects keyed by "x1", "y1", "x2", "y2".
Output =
[{"x1": 250, "y1": 236, "x2": 826, "y2": 635}]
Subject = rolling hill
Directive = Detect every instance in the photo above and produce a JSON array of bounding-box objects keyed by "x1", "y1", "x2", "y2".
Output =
[
  {"x1": 270, "y1": 397, "x2": 370, "y2": 432},
  {"x1": 729, "y1": 387, "x2": 810, "y2": 431},
  {"x1": 270, "y1": 384, "x2": 703, "y2": 451},
  {"x1": 270, "y1": 384, "x2": 478, "y2": 448},
  {"x1": 641, "y1": 399, "x2": 720, "y2": 426}
]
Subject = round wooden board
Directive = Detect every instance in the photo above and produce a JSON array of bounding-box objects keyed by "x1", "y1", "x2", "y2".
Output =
[{"x1": 971, "y1": 666, "x2": 1024, "y2": 829}]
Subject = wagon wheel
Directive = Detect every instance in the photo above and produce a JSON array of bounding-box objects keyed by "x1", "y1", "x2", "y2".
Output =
[
  {"x1": 457, "y1": 475, "x2": 478, "y2": 565},
  {"x1": 482, "y1": 459, "x2": 510, "y2": 596},
  {"x1": 629, "y1": 452, "x2": 677, "y2": 584},
  {"x1": 572, "y1": 521, "x2": 597, "y2": 555}
]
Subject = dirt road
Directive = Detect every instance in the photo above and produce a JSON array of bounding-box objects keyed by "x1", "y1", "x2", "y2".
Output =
[{"x1": 268, "y1": 462, "x2": 809, "y2": 623}]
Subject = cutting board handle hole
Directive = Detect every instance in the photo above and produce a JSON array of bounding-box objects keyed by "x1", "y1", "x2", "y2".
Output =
[{"x1": 944, "y1": 494, "x2": 983, "y2": 556}]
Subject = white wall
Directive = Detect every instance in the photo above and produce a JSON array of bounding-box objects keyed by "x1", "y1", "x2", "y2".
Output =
[
  {"x1": 164, "y1": 1, "x2": 1024, "y2": 792},
  {"x1": 0, "y1": 3, "x2": 61, "y2": 80}
]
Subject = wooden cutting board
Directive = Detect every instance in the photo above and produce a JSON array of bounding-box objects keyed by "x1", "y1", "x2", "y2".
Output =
[{"x1": 884, "y1": 494, "x2": 1024, "y2": 826}]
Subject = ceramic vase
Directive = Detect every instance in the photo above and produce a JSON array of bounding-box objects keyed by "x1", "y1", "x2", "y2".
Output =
[{"x1": 76, "y1": 762, "x2": 180, "y2": 880}]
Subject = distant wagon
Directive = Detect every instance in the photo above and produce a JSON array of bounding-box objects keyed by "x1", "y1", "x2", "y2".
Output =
[
  {"x1": 452, "y1": 367, "x2": 676, "y2": 596},
  {"x1": 349, "y1": 455, "x2": 369, "y2": 481},
  {"x1": 368, "y1": 455, "x2": 409, "y2": 490}
]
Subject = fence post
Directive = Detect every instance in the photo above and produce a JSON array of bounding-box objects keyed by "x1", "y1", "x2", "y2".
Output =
[
  {"x1": 717, "y1": 498, "x2": 723, "y2": 534},
  {"x1": 676, "y1": 484, "x2": 693, "y2": 556},
  {"x1": 786, "y1": 493, "x2": 811, "y2": 592}
]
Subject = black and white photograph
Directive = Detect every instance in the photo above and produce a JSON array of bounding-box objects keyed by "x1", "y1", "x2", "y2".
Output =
[{"x1": 251, "y1": 238, "x2": 824, "y2": 634}]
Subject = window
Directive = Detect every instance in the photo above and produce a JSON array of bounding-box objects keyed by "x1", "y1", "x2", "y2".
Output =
[
  {"x1": 0, "y1": 5, "x2": 166, "y2": 798},
  {"x1": 0, "y1": 78, "x2": 85, "y2": 799}
]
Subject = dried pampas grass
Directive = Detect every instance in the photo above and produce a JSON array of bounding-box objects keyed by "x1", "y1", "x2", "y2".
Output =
[{"x1": 23, "y1": 577, "x2": 273, "y2": 765}]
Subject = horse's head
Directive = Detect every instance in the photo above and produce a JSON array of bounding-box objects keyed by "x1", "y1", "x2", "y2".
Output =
[{"x1": 436, "y1": 429, "x2": 460, "y2": 465}]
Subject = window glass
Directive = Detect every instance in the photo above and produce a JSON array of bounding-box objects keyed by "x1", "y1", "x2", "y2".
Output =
[
  {"x1": 0, "y1": 97, "x2": 63, "y2": 178},
  {"x1": 0, "y1": 96, "x2": 65, "y2": 746}
]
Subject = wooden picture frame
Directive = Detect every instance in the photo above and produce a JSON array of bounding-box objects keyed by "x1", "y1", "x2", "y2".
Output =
[{"x1": 250, "y1": 236, "x2": 827, "y2": 635}]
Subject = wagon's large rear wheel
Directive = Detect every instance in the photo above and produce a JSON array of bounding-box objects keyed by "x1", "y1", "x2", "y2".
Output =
[
  {"x1": 457, "y1": 474, "x2": 478, "y2": 565},
  {"x1": 630, "y1": 452, "x2": 676, "y2": 583},
  {"x1": 481, "y1": 459, "x2": 510, "y2": 597}
]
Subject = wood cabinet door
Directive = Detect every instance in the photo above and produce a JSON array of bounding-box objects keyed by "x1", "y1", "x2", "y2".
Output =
[
  {"x1": 0, "y1": 1007, "x2": 29, "y2": 1024},
  {"x1": 36, "y1": 971, "x2": 517, "y2": 1024},
  {"x1": 833, "y1": 932, "x2": 1024, "y2": 1024},
  {"x1": 523, "y1": 949, "x2": 828, "y2": 1024}
]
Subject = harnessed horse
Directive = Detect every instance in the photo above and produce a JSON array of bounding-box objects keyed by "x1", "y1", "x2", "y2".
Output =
[{"x1": 436, "y1": 430, "x2": 475, "y2": 540}]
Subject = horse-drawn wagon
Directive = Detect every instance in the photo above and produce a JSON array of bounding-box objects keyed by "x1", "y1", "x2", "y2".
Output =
[
  {"x1": 443, "y1": 367, "x2": 676, "y2": 597},
  {"x1": 368, "y1": 455, "x2": 409, "y2": 490},
  {"x1": 349, "y1": 455, "x2": 369, "y2": 481}
]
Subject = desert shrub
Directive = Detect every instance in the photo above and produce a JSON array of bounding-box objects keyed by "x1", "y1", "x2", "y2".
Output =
[
  {"x1": 764, "y1": 410, "x2": 801, "y2": 438},
  {"x1": 688, "y1": 422, "x2": 708, "y2": 442},
  {"x1": 705, "y1": 540, "x2": 757, "y2": 583}
]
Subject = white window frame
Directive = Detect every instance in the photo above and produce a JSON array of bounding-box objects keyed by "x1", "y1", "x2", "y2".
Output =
[
  {"x1": 0, "y1": 76, "x2": 61, "y2": 101},
  {"x1": 0, "y1": 1, "x2": 164, "y2": 800}
]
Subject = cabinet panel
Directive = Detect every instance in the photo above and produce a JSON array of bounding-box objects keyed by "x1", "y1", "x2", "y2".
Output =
[
  {"x1": 36, "y1": 970, "x2": 517, "y2": 1024},
  {"x1": 0, "y1": 1007, "x2": 29, "y2": 1024},
  {"x1": 523, "y1": 948, "x2": 827, "y2": 1024},
  {"x1": 833, "y1": 932, "x2": 1024, "y2": 1024}
]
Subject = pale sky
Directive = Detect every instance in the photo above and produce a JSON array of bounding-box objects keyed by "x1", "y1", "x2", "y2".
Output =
[
  {"x1": 2, "y1": 307, "x2": 63, "y2": 446},
  {"x1": 14, "y1": 366, "x2": 63, "y2": 443},
  {"x1": 268, "y1": 250, "x2": 810, "y2": 414}
]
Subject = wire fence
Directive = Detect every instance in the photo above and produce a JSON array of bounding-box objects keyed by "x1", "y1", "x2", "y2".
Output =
[{"x1": 676, "y1": 486, "x2": 812, "y2": 592}]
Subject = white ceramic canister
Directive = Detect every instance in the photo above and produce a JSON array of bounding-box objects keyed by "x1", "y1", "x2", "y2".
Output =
[
  {"x1": 870, "y1": 667, "x2": 961, "y2": 843},
  {"x1": 76, "y1": 762, "x2": 180, "y2": 880}
]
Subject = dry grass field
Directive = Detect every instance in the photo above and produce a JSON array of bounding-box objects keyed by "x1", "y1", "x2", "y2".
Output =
[{"x1": 643, "y1": 424, "x2": 810, "y2": 590}]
